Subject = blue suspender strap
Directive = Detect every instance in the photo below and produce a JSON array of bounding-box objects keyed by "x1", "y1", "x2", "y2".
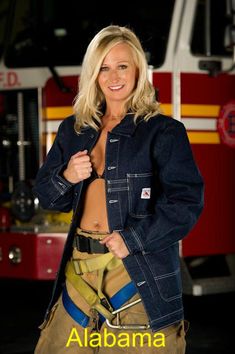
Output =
[
  {"x1": 110, "y1": 281, "x2": 137, "y2": 310},
  {"x1": 62, "y1": 281, "x2": 137, "y2": 328},
  {"x1": 62, "y1": 286, "x2": 90, "y2": 328}
]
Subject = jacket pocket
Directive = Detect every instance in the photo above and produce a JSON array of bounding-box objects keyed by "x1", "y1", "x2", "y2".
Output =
[
  {"x1": 154, "y1": 268, "x2": 182, "y2": 302},
  {"x1": 127, "y1": 172, "x2": 154, "y2": 218}
]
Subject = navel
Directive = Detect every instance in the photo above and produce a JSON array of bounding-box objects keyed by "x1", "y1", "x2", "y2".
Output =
[{"x1": 93, "y1": 220, "x2": 101, "y2": 229}]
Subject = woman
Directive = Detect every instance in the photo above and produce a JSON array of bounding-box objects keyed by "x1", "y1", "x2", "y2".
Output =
[{"x1": 33, "y1": 25, "x2": 204, "y2": 353}]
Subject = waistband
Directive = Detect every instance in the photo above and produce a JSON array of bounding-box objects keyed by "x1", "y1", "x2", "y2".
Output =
[
  {"x1": 76, "y1": 227, "x2": 110, "y2": 239},
  {"x1": 74, "y1": 228, "x2": 110, "y2": 254}
]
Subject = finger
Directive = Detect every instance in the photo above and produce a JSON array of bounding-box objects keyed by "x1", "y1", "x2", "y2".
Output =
[
  {"x1": 78, "y1": 149, "x2": 88, "y2": 155},
  {"x1": 75, "y1": 161, "x2": 92, "y2": 171},
  {"x1": 73, "y1": 155, "x2": 91, "y2": 164},
  {"x1": 82, "y1": 161, "x2": 92, "y2": 168},
  {"x1": 72, "y1": 150, "x2": 88, "y2": 159},
  {"x1": 81, "y1": 163, "x2": 92, "y2": 173},
  {"x1": 100, "y1": 235, "x2": 113, "y2": 244}
]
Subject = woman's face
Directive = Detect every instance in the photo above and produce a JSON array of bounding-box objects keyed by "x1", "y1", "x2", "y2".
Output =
[{"x1": 97, "y1": 43, "x2": 138, "y2": 105}]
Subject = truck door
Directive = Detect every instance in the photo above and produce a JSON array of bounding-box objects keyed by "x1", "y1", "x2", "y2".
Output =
[{"x1": 174, "y1": 0, "x2": 235, "y2": 295}]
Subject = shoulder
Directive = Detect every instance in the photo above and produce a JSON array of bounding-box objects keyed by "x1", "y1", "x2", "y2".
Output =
[
  {"x1": 138, "y1": 114, "x2": 189, "y2": 154},
  {"x1": 145, "y1": 114, "x2": 183, "y2": 128},
  {"x1": 139, "y1": 114, "x2": 185, "y2": 135},
  {"x1": 56, "y1": 115, "x2": 76, "y2": 136},
  {"x1": 59, "y1": 115, "x2": 76, "y2": 129}
]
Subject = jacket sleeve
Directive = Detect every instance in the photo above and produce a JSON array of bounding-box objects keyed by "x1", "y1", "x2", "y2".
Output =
[
  {"x1": 33, "y1": 121, "x2": 75, "y2": 212},
  {"x1": 120, "y1": 120, "x2": 204, "y2": 254}
]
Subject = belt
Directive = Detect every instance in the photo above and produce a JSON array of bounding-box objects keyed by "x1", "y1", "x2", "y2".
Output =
[
  {"x1": 73, "y1": 230, "x2": 109, "y2": 254},
  {"x1": 62, "y1": 281, "x2": 137, "y2": 328}
]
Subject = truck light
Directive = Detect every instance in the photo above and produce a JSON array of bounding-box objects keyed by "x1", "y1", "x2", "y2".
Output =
[{"x1": 8, "y1": 246, "x2": 22, "y2": 264}]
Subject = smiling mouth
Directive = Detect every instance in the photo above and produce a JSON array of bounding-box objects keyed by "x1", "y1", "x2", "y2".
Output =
[{"x1": 109, "y1": 85, "x2": 124, "y2": 91}]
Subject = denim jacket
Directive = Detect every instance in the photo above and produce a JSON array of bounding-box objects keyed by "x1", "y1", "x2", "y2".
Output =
[{"x1": 33, "y1": 113, "x2": 204, "y2": 331}]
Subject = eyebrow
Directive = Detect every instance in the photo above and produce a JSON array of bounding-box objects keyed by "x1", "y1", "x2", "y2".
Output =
[{"x1": 102, "y1": 60, "x2": 130, "y2": 65}]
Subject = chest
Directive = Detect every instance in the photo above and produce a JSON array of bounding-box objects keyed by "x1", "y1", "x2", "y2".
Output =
[
  {"x1": 90, "y1": 125, "x2": 116, "y2": 173},
  {"x1": 67, "y1": 122, "x2": 155, "y2": 176}
]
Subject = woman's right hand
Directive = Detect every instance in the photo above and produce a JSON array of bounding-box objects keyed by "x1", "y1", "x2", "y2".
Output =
[{"x1": 63, "y1": 150, "x2": 92, "y2": 184}]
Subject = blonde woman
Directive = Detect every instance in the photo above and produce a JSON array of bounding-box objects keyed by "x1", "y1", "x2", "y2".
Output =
[{"x1": 33, "y1": 25, "x2": 204, "y2": 353}]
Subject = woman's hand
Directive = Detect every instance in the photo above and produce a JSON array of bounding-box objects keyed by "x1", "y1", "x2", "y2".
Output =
[
  {"x1": 100, "y1": 232, "x2": 130, "y2": 259},
  {"x1": 63, "y1": 150, "x2": 92, "y2": 184}
]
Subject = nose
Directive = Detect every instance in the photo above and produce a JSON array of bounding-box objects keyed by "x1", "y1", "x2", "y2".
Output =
[{"x1": 109, "y1": 69, "x2": 120, "y2": 82}]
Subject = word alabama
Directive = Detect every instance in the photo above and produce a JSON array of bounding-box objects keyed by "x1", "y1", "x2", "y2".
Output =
[{"x1": 66, "y1": 327, "x2": 165, "y2": 348}]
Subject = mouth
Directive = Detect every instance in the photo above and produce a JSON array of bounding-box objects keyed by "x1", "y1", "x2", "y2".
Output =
[{"x1": 108, "y1": 85, "x2": 124, "y2": 91}]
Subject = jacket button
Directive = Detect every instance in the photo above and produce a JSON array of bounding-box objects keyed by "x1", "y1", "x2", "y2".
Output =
[
  {"x1": 58, "y1": 181, "x2": 66, "y2": 189},
  {"x1": 109, "y1": 199, "x2": 118, "y2": 204}
]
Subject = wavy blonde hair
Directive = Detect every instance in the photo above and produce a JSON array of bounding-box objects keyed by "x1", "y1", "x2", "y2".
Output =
[{"x1": 73, "y1": 25, "x2": 160, "y2": 133}]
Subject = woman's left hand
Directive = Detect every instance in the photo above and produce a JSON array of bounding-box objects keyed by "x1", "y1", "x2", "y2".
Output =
[{"x1": 100, "y1": 232, "x2": 130, "y2": 259}]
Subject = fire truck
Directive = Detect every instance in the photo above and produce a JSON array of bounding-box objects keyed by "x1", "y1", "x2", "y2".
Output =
[{"x1": 0, "y1": 0, "x2": 234, "y2": 295}]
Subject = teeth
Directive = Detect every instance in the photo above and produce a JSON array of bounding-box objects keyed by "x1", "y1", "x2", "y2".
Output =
[{"x1": 109, "y1": 85, "x2": 123, "y2": 90}]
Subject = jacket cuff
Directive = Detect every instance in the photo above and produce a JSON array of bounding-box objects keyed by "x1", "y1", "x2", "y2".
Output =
[
  {"x1": 120, "y1": 226, "x2": 144, "y2": 255},
  {"x1": 51, "y1": 164, "x2": 74, "y2": 195}
]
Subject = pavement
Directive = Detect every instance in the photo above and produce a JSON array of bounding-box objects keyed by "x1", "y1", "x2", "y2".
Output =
[{"x1": 0, "y1": 279, "x2": 233, "y2": 354}]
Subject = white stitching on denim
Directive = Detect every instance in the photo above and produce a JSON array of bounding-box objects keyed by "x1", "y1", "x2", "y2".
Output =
[
  {"x1": 150, "y1": 308, "x2": 183, "y2": 323},
  {"x1": 130, "y1": 227, "x2": 143, "y2": 251},
  {"x1": 107, "y1": 187, "x2": 129, "y2": 193},
  {"x1": 107, "y1": 179, "x2": 128, "y2": 184}
]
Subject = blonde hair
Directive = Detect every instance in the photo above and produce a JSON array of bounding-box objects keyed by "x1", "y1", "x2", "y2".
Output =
[{"x1": 73, "y1": 25, "x2": 160, "y2": 133}]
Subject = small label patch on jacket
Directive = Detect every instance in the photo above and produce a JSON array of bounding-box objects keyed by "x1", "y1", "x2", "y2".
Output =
[{"x1": 141, "y1": 188, "x2": 151, "y2": 199}]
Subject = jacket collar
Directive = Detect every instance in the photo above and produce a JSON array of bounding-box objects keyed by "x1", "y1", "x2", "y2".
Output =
[
  {"x1": 111, "y1": 113, "x2": 140, "y2": 137},
  {"x1": 80, "y1": 113, "x2": 141, "y2": 137}
]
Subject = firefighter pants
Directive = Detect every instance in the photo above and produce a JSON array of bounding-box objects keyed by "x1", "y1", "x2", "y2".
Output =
[{"x1": 34, "y1": 247, "x2": 187, "y2": 353}]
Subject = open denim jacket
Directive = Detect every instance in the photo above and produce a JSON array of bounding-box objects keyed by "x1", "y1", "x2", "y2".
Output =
[{"x1": 33, "y1": 113, "x2": 204, "y2": 331}]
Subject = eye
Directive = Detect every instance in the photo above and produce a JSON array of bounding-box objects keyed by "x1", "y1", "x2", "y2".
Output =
[
  {"x1": 100, "y1": 66, "x2": 109, "y2": 72},
  {"x1": 119, "y1": 64, "x2": 128, "y2": 70}
]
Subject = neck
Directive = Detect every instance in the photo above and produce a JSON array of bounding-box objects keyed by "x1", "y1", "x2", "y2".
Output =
[
  {"x1": 103, "y1": 111, "x2": 125, "y2": 122},
  {"x1": 104, "y1": 102, "x2": 126, "y2": 120}
]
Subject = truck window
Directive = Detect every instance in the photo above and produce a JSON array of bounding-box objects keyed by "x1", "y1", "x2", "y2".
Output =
[
  {"x1": 191, "y1": 0, "x2": 231, "y2": 57},
  {"x1": 0, "y1": 1, "x2": 10, "y2": 59},
  {"x1": 4, "y1": 0, "x2": 175, "y2": 68}
]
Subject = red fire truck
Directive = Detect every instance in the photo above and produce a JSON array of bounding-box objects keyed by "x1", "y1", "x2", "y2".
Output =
[{"x1": 0, "y1": 0, "x2": 234, "y2": 295}]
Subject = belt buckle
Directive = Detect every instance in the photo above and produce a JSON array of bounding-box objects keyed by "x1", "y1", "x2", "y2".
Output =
[
  {"x1": 89, "y1": 239, "x2": 108, "y2": 254},
  {"x1": 72, "y1": 259, "x2": 83, "y2": 275},
  {"x1": 74, "y1": 233, "x2": 91, "y2": 253}
]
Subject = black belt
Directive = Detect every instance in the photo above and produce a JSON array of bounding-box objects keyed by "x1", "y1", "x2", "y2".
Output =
[{"x1": 73, "y1": 233, "x2": 109, "y2": 254}]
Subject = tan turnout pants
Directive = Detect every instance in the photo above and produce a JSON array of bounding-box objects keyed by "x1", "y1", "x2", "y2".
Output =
[{"x1": 35, "y1": 243, "x2": 187, "y2": 353}]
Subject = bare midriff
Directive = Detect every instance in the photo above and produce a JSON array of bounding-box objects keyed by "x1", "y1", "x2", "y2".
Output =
[
  {"x1": 79, "y1": 126, "x2": 111, "y2": 233},
  {"x1": 79, "y1": 179, "x2": 109, "y2": 232}
]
